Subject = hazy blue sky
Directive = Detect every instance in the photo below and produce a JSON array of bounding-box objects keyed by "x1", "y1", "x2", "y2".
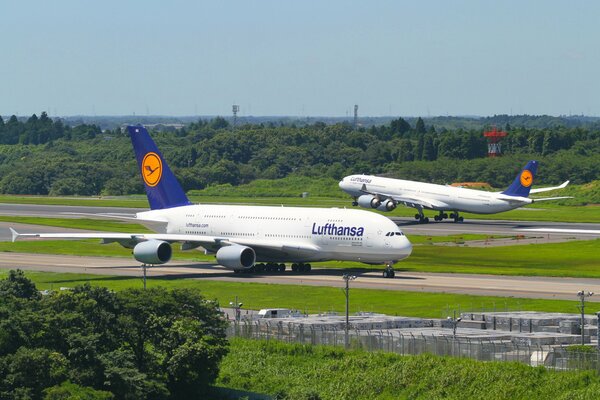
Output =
[{"x1": 2, "y1": 1, "x2": 599, "y2": 117}]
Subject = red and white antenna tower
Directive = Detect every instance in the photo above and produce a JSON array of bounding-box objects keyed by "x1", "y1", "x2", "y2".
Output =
[{"x1": 483, "y1": 126, "x2": 508, "y2": 157}]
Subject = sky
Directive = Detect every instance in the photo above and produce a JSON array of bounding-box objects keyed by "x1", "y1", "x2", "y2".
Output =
[{"x1": 2, "y1": 0, "x2": 600, "y2": 117}]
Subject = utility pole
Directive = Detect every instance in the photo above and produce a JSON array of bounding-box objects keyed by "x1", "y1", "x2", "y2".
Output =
[
  {"x1": 342, "y1": 274, "x2": 356, "y2": 348},
  {"x1": 577, "y1": 291, "x2": 593, "y2": 345},
  {"x1": 230, "y1": 296, "x2": 243, "y2": 322}
]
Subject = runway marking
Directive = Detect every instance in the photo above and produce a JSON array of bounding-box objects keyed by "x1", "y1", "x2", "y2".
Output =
[{"x1": 519, "y1": 228, "x2": 600, "y2": 235}]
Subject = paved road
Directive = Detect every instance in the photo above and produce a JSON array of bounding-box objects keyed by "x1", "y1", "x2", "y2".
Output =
[
  {"x1": 1, "y1": 253, "x2": 599, "y2": 302},
  {"x1": 2, "y1": 203, "x2": 600, "y2": 241},
  {"x1": 1, "y1": 202, "x2": 600, "y2": 302}
]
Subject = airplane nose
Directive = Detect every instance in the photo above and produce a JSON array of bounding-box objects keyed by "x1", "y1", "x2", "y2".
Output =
[
  {"x1": 400, "y1": 236, "x2": 413, "y2": 258},
  {"x1": 338, "y1": 179, "x2": 346, "y2": 189}
]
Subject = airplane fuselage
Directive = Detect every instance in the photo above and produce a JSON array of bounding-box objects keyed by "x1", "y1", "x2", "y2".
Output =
[
  {"x1": 138, "y1": 204, "x2": 412, "y2": 264},
  {"x1": 339, "y1": 175, "x2": 532, "y2": 214}
]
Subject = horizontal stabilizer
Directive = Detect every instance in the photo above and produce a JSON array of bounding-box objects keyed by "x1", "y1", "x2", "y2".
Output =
[
  {"x1": 531, "y1": 196, "x2": 573, "y2": 202},
  {"x1": 530, "y1": 180, "x2": 570, "y2": 194}
]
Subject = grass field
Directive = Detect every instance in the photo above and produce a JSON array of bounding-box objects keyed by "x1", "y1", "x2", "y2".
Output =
[
  {"x1": 0, "y1": 269, "x2": 586, "y2": 318},
  {"x1": 1, "y1": 194, "x2": 600, "y2": 222},
  {"x1": 217, "y1": 339, "x2": 600, "y2": 400},
  {"x1": 3, "y1": 234, "x2": 600, "y2": 278},
  {"x1": 0, "y1": 216, "x2": 152, "y2": 233}
]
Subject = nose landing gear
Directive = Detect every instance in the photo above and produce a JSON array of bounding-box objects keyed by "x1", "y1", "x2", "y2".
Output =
[{"x1": 383, "y1": 263, "x2": 396, "y2": 279}]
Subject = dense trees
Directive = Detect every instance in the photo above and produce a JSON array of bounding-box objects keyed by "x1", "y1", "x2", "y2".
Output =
[
  {"x1": 0, "y1": 270, "x2": 229, "y2": 399},
  {"x1": 0, "y1": 113, "x2": 599, "y2": 197}
]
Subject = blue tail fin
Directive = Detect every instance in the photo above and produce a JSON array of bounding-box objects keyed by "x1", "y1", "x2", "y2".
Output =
[
  {"x1": 128, "y1": 125, "x2": 192, "y2": 210},
  {"x1": 501, "y1": 160, "x2": 538, "y2": 197}
]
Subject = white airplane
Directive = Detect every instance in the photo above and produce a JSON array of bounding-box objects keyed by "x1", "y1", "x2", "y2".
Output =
[
  {"x1": 339, "y1": 161, "x2": 571, "y2": 223},
  {"x1": 11, "y1": 125, "x2": 412, "y2": 279}
]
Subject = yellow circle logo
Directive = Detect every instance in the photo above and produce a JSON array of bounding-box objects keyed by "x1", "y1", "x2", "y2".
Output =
[
  {"x1": 520, "y1": 170, "x2": 533, "y2": 187},
  {"x1": 142, "y1": 152, "x2": 162, "y2": 187}
]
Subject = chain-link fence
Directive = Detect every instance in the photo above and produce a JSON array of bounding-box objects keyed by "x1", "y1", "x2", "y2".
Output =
[{"x1": 227, "y1": 320, "x2": 600, "y2": 372}]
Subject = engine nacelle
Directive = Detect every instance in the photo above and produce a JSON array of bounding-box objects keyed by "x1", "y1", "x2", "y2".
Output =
[
  {"x1": 377, "y1": 199, "x2": 397, "y2": 212},
  {"x1": 133, "y1": 240, "x2": 172, "y2": 265},
  {"x1": 216, "y1": 245, "x2": 256, "y2": 270},
  {"x1": 357, "y1": 194, "x2": 381, "y2": 209}
]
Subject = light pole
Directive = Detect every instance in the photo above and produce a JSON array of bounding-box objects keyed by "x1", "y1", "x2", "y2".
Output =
[
  {"x1": 577, "y1": 291, "x2": 593, "y2": 345},
  {"x1": 447, "y1": 310, "x2": 462, "y2": 356},
  {"x1": 229, "y1": 296, "x2": 243, "y2": 322},
  {"x1": 342, "y1": 274, "x2": 357, "y2": 348},
  {"x1": 447, "y1": 310, "x2": 462, "y2": 338}
]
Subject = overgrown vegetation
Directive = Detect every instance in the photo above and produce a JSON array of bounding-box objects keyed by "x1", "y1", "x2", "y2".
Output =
[
  {"x1": 218, "y1": 338, "x2": 600, "y2": 399},
  {"x1": 0, "y1": 270, "x2": 229, "y2": 399}
]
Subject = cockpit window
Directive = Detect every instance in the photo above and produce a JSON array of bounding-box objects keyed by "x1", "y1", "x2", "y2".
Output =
[
  {"x1": 395, "y1": 232, "x2": 404, "y2": 236},
  {"x1": 386, "y1": 232, "x2": 404, "y2": 236}
]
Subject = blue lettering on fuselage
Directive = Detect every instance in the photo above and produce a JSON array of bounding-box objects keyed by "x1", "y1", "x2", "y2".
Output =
[{"x1": 311, "y1": 223, "x2": 365, "y2": 237}]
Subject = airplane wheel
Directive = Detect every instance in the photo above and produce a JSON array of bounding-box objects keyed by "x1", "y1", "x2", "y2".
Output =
[
  {"x1": 458, "y1": 216, "x2": 464, "y2": 222},
  {"x1": 450, "y1": 212, "x2": 456, "y2": 219},
  {"x1": 278, "y1": 264, "x2": 286, "y2": 272},
  {"x1": 415, "y1": 214, "x2": 421, "y2": 220},
  {"x1": 434, "y1": 215, "x2": 441, "y2": 221},
  {"x1": 306, "y1": 263, "x2": 312, "y2": 272},
  {"x1": 383, "y1": 270, "x2": 388, "y2": 278},
  {"x1": 291, "y1": 263, "x2": 298, "y2": 272},
  {"x1": 422, "y1": 217, "x2": 429, "y2": 224},
  {"x1": 442, "y1": 213, "x2": 448, "y2": 219},
  {"x1": 352, "y1": 201, "x2": 358, "y2": 206}
]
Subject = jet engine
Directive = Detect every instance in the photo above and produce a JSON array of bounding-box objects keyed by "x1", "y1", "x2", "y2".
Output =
[
  {"x1": 216, "y1": 245, "x2": 256, "y2": 270},
  {"x1": 377, "y1": 199, "x2": 397, "y2": 212},
  {"x1": 133, "y1": 240, "x2": 172, "y2": 265},
  {"x1": 357, "y1": 194, "x2": 381, "y2": 209}
]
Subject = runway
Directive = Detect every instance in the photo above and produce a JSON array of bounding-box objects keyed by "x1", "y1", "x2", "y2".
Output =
[
  {"x1": 2, "y1": 202, "x2": 600, "y2": 240},
  {"x1": 2, "y1": 252, "x2": 599, "y2": 302},
  {"x1": 1, "y1": 202, "x2": 600, "y2": 302}
]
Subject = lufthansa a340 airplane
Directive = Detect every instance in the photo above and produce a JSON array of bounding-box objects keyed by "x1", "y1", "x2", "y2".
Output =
[
  {"x1": 11, "y1": 126, "x2": 412, "y2": 279},
  {"x1": 339, "y1": 161, "x2": 570, "y2": 223}
]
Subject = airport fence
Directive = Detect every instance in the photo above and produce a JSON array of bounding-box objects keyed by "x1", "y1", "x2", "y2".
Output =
[{"x1": 227, "y1": 320, "x2": 600, "y2": 373}]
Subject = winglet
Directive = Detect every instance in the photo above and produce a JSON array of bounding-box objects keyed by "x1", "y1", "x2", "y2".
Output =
[{"x1": 9, "y1": 227, "x2": 19, "y2": 242}]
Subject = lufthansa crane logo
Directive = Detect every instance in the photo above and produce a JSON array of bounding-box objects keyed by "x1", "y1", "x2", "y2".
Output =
[
  {"x1": 520, "y1": 169, "x2": 533, "y2": 187},
  {"x1": 142, "y1": 152, "x2": 162, "y2": 187}
]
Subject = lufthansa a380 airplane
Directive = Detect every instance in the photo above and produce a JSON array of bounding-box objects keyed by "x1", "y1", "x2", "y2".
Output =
[
  {"x1": 11, "y1": 126, "x2": 412, "y2": 279},
  {"x1": 339, "y1": 161, "x2": 570, "y2": 223}
]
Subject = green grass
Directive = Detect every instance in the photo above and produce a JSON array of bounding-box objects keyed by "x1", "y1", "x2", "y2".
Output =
[
  {"x1": 400, "y1": 238, "x2": 600, "y2": 278},
  {"x1": 1, "y1": 193, "x2": 599, "y2": 222},
  {"x1": 0, "y1": 240, "x2": 213, "y2": 260},
  {"x1": 217, "y1": 338, "x2": 600, "y2": 400},
  {"x1": 4, "y1": 235, "x2": 600, "y2": 278},
  {"x1": 0, "y1": 194, "x2": 149, "y2": 208},
  {"x1": 0, "y1": 269, "x2": 585, "y2": 318},
  {"x1": 0, "y1": 216, "x2": 152, "y2": 233}
]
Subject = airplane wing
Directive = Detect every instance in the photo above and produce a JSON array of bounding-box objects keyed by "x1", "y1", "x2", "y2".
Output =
[
  {"x1": 529, "y1": 180, "x2": 569, "y2": 194},
  {"x1": 9, "y1": 228, "x2": 321, "y2": 257},
  {"x1": 359, "y1": 185, "x2": 449, "y2": 210}
]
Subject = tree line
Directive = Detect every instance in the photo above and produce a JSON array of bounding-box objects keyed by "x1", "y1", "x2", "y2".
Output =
[
  {"x1": 0, "y1": 270, "x2": 228, "y2": 399},
  {"x1": 0, "y1": 113, "x2": 599, "y2": 196}
]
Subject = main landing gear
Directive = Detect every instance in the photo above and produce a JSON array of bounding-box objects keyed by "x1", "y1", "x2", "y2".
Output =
[
  {"x1": 415, "y1": 210, "x2": 464, "y2": 223},
  {"x1": 414, "y1": 208, "x2": 429, "y2": 224},
  {"x1": 234, "y1": 263, "x2": 312, "y2": 275},
  {"x1": 291, "y1": 263, "x2": 312, "y2": 273},
  {"x1": 449, "y1": 212, "x2": 464, "y2": 223},
  {"x1": 383, "y1": 263, "x2": 396, "y2": 279}
]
